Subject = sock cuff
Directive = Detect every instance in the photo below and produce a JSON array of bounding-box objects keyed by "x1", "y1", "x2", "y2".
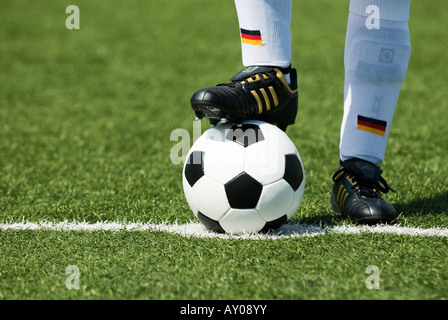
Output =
[{"x1": 349, "y1": 0, "x2": 410, "y2": 22}]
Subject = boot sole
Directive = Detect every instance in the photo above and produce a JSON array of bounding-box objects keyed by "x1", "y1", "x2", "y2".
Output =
[{"x1": 192, "y1": 95, "x2": 298, "y2": 131}]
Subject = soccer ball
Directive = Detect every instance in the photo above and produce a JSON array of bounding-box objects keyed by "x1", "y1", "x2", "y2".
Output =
[{"x1": 182, "y1": 120, "x2": 305, "y2": 234}]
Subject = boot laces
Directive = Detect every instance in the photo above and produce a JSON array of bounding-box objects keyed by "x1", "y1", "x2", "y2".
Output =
[
  {"x1": 217, "y1": 71, "x2": 275, "y2": 88},
  {"x1": 333, "y1": 168, "x2": 395, "y2": 198}
]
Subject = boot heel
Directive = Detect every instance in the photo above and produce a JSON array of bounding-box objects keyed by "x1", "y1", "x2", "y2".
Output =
[{"x1": 259, "y1": 95, "x2": 298, "y2": 131}]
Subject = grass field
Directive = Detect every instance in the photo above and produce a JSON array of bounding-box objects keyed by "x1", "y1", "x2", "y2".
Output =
[{"x1": 1, "y1": 0, "x2": 448, "y2": 303}]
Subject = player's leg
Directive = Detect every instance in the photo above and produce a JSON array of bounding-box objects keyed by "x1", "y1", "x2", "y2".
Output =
[
  {"x1": 190, "y1": 0, "x2": 298, "y2": 132},
  {"x1": 236, "y1": 0, "x2": 291, "y2": 69},
  {"x1": 331, "y1": 0, "x2": 411, "y2": 224}
]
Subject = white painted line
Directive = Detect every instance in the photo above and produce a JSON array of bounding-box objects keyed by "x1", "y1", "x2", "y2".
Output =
[{"x1": 1, "y1": 220, "x2": 448, "y2": 240}]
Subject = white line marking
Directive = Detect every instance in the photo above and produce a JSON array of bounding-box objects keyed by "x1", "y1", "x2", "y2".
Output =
[{"x1": 1, "y1": 220, "x2": 448, "y2": 239}]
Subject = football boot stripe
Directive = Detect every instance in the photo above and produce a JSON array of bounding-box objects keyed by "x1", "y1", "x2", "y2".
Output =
[
  {"x1": 336, "y1": 185, "x2": 344, "y2": 206},
  {"x1": 250, "y1": 90, "x2": 263, "y2": 114},
  {"x1": 268, "y1": 86, "x2": 279, "y2": 107},
  {"x1": 259, "y1": 88, "x2": 271, "y2": 111}
]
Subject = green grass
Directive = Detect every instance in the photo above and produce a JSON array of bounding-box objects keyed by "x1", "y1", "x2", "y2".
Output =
[
  {"x1": 1, "y1": 231, "x2": 447, "y2": 300},
  {"x1": 1, "y1": 0, "x2": 448, "y2": 301}
]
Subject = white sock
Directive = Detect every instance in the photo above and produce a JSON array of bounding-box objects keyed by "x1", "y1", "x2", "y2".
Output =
[
  {"x1": 340, "y1": 0, "x2": 411, "y2": 166},
  {"x1": 234, "y1": 0, "x2": 292, "y2": 68}
]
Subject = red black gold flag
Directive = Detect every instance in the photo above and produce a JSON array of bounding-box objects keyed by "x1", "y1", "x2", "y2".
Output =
[
  {"x1": 241, "y1": 28, "x2": 263, "y2": 45},
  {"x1": 357, "y1": 115, "x2": 387, "y2": 136}
]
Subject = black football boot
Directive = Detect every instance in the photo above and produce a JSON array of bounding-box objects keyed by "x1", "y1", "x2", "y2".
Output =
[
  {"x1": 190, "y1": 65, "x2": 298, "y2": 132},
  {"x1": 330, "y1": 158, "x2": 398, "y2": 224}
]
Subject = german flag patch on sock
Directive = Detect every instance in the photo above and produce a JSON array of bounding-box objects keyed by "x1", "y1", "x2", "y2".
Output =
[
  {"x1": 241, "y1": 28, "x2": 263, "y2": 45},
  {"x1": 357, "y1": 115, "x2": 387, "y2": 136}
]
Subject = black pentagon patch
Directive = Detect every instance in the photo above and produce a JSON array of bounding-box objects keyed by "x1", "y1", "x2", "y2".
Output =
[
  {"x1": 260, "y1": 214, "x2": 287, "y2": 233},
  {"x1": 184, "y1": 151, "x2": 204, "y2": 187},
  {"x1": 197, "y1": 212, "x2": 225, "y2": 233},
  {"x1": 225, "y1": 124, "x2": 264, "y2": 147},
  {"x1": 283, "y1": 154, "x2": 303, "y2": 191},
  {"x1": 224, "y1": 172, "x2": 263, "y2": 209}
]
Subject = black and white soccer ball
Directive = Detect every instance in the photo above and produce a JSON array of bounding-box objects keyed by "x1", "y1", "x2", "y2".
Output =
[{"x1": 182, "y1": 120, "x2": 305, "y2": 234}]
